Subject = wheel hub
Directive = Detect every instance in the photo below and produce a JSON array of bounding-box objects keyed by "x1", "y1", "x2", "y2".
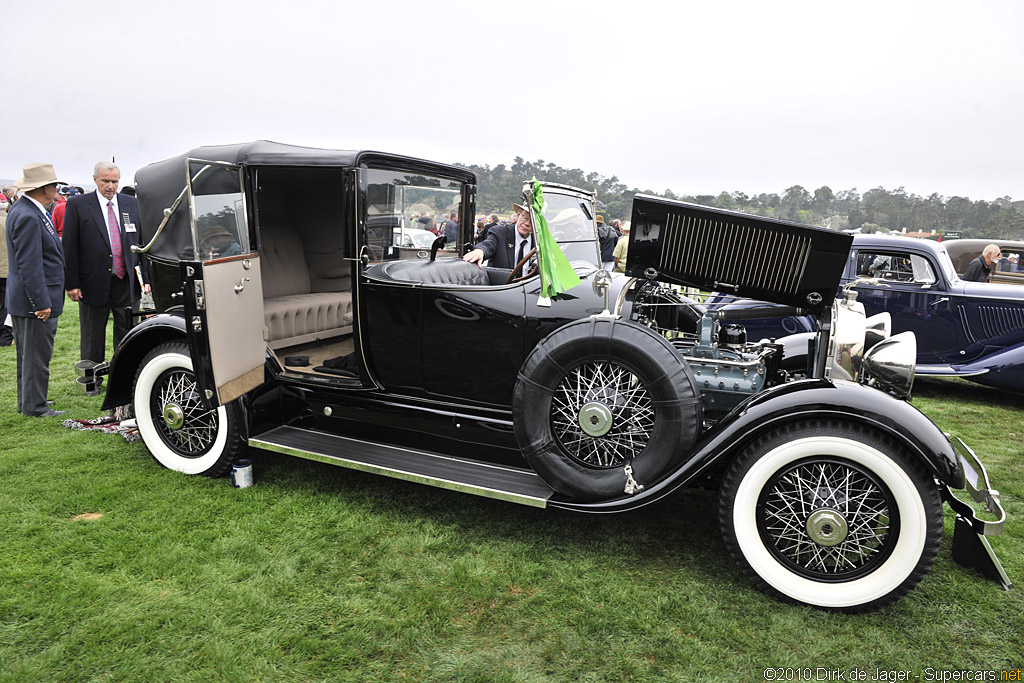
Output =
[
  {"x1": 162, "y1": 403, "x2": 185, "y2": 431},
  {"x1": 805, "y1": 508, "x2": 849, "y2": 547},
  {"x1": 578, "y1": 401, "x2": 614, "y2": 437}
]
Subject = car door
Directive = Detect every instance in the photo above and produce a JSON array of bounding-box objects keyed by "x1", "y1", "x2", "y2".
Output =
[
  {"x1": 848, "y1": 246, "x2": 968, "y2": 364},
  {"x1": 180, "y1": 160, "x2": 267, "y2": 406}
]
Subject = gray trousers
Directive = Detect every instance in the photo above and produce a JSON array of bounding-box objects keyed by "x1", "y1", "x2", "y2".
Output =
[{"x1": 12, "y1": 314, "x2": 59, "y2": 417}]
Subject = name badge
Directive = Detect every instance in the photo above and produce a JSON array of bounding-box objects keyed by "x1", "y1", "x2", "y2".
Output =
[{"x1": 125, "y1": 222, "x2": 137, "y2": 233}]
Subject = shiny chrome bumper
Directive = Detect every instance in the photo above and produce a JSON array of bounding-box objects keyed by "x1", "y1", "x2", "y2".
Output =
[{"x1": 942, "y1": 438, "x2": 1011, "y2": 590}]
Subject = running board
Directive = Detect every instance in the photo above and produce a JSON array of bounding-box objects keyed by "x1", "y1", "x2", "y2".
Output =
[
  {"x1": 916, "y1": 364, "x2": 988, "y2": 377},
  {"x1": 249, "y1": 426, "x2": 554, "y2": 508}
]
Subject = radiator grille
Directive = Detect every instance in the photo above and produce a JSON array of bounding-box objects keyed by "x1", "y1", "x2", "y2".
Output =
[
  {"x1": 659, "y1": 211, "x2": 812, "y2": 296},
  {"x1": 628, "y1": 195, "x2": 852, "y2": 313}
]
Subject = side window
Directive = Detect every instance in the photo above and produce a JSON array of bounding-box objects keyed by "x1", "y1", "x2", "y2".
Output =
[
  {"x1": 189, "y1": 162, "x2": 248, "y2": 261},
  {"x1": 361, "y1": 169, "x2": 463, "y2": 261},
  {"x1": 856, "y1": 250, "x2": 936, "y2": 284}
]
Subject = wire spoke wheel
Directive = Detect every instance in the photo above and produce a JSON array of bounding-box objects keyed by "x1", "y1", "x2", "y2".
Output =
[
  {"x1": 719, "y1": 422, "x2": 943, "y2": 611},
  {"x1": 133, "y1": 341, "x2": 243, "y2": 477},
  {"x1": 514, "y1": 318, "x2": 701, "y2": 501},
  {"x1": 758, "y1": 457, "x2": 897, "y2": 581},
  {"x1": 550, "y1": 361, "x2": 655, "y2": 468},
  {"x1": 152, "y1": 368, "x2": 219, "y2": 457}
]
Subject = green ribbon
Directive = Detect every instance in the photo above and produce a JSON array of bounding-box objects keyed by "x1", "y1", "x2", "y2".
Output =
[{"x1": 530, "y1": 178, "x2": 581, "y2": 301}]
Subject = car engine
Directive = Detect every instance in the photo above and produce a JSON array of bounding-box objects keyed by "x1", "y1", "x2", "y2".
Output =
[{"x1": 632, "y1": 283, "x2": 786, "y2": 422}]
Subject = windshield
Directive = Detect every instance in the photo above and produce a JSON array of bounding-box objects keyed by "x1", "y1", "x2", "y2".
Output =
[{"x1": 542, "y1": 192, "x2": 595, "y2": 242}]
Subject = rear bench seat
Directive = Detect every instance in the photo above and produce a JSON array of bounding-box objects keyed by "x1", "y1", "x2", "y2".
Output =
[{"x1": 259, "y1": 224, "x2": 353, "y2": 350}]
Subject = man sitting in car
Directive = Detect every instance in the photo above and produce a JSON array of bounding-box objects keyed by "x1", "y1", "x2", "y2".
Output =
[{"x1": 463, "y1": 202, "x2": 534, "y2": 277}]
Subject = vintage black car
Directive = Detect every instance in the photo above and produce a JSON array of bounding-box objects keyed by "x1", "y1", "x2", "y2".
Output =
[{"x1": 91, "y1": 142, "x2": 1007, "y2": 612}]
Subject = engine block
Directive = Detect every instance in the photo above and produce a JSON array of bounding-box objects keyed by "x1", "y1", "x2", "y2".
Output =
[{"x1": 673, "y1": 312, "x2": 782, "y2": 422}]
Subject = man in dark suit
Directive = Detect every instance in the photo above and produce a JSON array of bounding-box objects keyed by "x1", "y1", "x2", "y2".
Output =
[
  {"x1": 63, "y1": 162, "x2": 150, "y2": 378},
  {"x1": 463, "y1": 203, "x2": 535, "y2": 275},
  {"x1": 5, "y1": 163, "x2": 67, "y2": 417}
]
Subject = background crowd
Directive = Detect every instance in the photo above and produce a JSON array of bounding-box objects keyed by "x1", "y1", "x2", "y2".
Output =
[{"x1": 2, "y1": 161, "x2": 148, "y2": 419}]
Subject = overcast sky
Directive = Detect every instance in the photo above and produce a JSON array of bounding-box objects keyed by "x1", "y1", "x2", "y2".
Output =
[{"x1": 4, "y1": 0, "x2": 1022, "y2": 201}]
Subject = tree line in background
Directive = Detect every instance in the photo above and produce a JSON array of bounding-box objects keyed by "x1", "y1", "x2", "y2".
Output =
[{"x1": 460, "y1": 157, "x2": 1024, "y2": 240}]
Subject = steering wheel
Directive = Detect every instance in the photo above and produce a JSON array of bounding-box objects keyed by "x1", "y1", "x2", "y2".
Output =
[{"x1": 507, "y1": 247, "x2": 538, "y2": 284}]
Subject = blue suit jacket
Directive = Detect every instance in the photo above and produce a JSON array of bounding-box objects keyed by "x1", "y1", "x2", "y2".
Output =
[
  {"x1": 4, "y1": 198, "x2": 65, "y2": 317},
  {"x1": 63, "y1": 192, "x2": 148, "y2": 306}
]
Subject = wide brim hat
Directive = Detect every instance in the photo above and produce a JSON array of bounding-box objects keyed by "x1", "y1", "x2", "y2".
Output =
[
  {"x1": 15, "y1": 162, "x2": 63, "y2": 191},
  {"x1": 513, "y1": 202, "x2": 530, "y2": 214},
  {"x1": 201, "y1": 225, "x2": 234, "y2": 242}
]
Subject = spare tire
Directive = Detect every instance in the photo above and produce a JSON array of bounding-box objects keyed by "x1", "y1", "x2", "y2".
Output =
[{"x1": 513, "y1": 317, "x2": 703, "y2": 501}]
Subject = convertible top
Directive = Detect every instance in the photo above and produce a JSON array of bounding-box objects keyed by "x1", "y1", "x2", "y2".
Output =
[{"x1": 133, "y1": 141, "x2": 475, "y2": 262}]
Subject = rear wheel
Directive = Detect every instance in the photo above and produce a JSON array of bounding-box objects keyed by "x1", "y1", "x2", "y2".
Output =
[
  {"x1": 133, "y1": 341, "x2": 244, "y2": 476},
  {"x1": 718, "y1": 420, "x2": 942, "y2": 611}
]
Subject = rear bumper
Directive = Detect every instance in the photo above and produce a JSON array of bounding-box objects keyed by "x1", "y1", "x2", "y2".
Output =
[{"x1": 941, "y1": 438, "x2": 1011, "y2": 589}]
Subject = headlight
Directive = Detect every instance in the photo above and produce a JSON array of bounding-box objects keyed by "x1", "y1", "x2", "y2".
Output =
[{"x1": 861, "y1": 332, "x2": 916, "y2": 399}]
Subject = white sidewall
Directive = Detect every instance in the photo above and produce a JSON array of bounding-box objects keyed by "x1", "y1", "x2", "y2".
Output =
[
  {"x1": 134, "y1": 350, "x2": 229, "y2": 475},
  {"x1": 732, "y1": 436, "x2": 927, "y2": 608}
]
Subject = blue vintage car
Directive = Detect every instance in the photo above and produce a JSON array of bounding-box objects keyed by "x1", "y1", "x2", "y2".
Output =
[{"x1": 842, "y1": 235, "x2": 1024, "y2": 392}]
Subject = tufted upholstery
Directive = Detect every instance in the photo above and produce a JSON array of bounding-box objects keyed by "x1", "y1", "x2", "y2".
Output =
[
  {"x1": 381, "y1": 259, "x2": 504, "y2": 286},
  {"x1": 259, "y1": 224, "x2": 353, "y2": 349}
]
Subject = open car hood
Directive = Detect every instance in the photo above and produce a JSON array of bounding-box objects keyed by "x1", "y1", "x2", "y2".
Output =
[{"x1": 626, "y1": 195, "x2": 852, "y2": 316}]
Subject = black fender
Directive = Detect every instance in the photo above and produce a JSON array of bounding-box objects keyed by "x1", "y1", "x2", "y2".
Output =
[
  {"x1": 550, "y1": 378, "x2": 963, "y2": 513},
  {"x1": 100, "y1": 313, "x2": 188, "y2": 411}
]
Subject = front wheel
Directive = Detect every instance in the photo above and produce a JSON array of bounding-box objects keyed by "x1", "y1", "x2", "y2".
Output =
[
  {"x1": 133, "y1": 341, "x2": 245, "y2": 476},
  {"x1": 718, "y1": 420, "x2": 942, "y2": 612}
]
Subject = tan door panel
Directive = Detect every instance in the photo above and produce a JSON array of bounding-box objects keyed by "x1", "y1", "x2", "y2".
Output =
[{"x1": 203, "y1": 255, "x2": 266, "y2": 403}]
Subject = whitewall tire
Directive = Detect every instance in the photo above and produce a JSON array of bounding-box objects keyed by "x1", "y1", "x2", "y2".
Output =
[
  {"x1": 133, "y1": 341, "x2": 244, "y2": 477},
  {"x1": 719, "y1": 421, "x2": 942, "y2": 612}
]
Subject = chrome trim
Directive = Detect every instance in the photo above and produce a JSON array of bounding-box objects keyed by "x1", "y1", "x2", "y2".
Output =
[
  {"x1": 249, "y1": 428, "x2": 550, "y2": 508},
  {"x1": 132, "y1": 172, "x2": 202, "y2": 254},
  {"x1": 915, "y1": 365, "x2": 989, "y2": 377},
  {"x1": 860, "y1": 331, "x2": 916, "y2": 399},
  {"x1": 950, "y1": 438, "x2": 1006, "y2": 536},
  {"x1": 613, "y1": 277, "x2": 638, "y2": 317}
]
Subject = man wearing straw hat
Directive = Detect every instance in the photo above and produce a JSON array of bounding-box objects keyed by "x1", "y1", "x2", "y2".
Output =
[{"x1": 5, "y1": 163, "x2": 67, "y2": 417}]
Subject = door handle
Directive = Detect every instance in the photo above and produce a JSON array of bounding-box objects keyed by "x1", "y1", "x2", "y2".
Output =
[
  {"x1": 929, "y1": 297, "x2": 949, "y2": 307},
  {"x1": 234, "y1": 277, "x2": 251, "y2": 294}
]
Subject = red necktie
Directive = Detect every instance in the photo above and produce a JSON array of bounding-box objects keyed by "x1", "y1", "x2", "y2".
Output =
[{"x1": 107, "y1": 200, "x2": 126, "y2": 278}]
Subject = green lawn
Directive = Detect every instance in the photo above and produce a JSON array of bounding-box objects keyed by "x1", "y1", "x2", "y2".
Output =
[{"x1": 1, "y1": 310, "x2": 1021, "y2": 682}]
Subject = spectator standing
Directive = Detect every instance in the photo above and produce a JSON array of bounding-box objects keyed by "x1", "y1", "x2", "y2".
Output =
[
  {"x1": 597, "y1": 215, "x2": 618, "y2": 271},
  {"x1": 962, "y1": 244, "x2": 1000, "y2": 282},
  {"x1": 442, "y1": 212, "x2": 459, "y2": 246},
  {"x1": 62, "y1": 162, "x2": 151, "y2": 379},
  {"x1": 0, "y1": 194, "x2": 13, "y2": 346},
  {"x1": 52, "y1": 186, "x2": 78, "y2": 236},
  {"x1": 5, "y1": 163, "x2": 67, "y2": 416},
  {"x1": 613, "y1": 221, "x2": 631, "y2": 273}
]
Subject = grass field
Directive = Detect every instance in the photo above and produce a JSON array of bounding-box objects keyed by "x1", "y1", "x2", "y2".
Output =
[{"x1": 1, "y1": 310, "x2": 1021, "y2": 682}]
